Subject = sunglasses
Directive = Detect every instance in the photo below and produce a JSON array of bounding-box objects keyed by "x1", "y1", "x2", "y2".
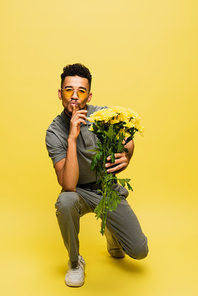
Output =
[{"x1": 61, "y1": 87, "x2": 89, "y2": 100}]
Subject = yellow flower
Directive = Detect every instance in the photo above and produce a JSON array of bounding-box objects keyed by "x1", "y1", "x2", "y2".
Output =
[
  {"x1": 110, "y1": 117, "x2": 120, "y2": 124},
  {"x1": 88, "y1": 108, "x2": 117, "y2": 122},
  {"x1": 125, "y1": 132, "x2": 131, "y2": 138},
  {"x1": 116, "y1": 128, "x2": 125, "y2": 139},
  {"x1": 88, "y1": 125, "x2": 94, "y2": 131},
  {"x1": 88, "y1": 106, "x2": 144, "y2": 135},
  {"x1": 117, "y1": 113, "x2": 127, "y2": 122},
  {"x1": 125, "y1": 121, "x2": 135, "y2": 128},
  {"x1": 137, "y1": 125, "x2": 145, "y2": 136},
  {"x1": 116, "y1": 128, "x2": 131, "y2": 139}
]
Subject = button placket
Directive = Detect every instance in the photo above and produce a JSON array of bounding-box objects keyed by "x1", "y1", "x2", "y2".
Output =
[{"x1": 80, "y1": 124, "x2": 94, "y2": 149}]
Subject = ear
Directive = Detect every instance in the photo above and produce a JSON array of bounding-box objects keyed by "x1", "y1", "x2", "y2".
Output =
[
  {"x1": 58, "y1": 89, "x2": 62, "y2": 100},
  {"x1": 87, "y1": 92, "x2": 92, "y2": 103}
]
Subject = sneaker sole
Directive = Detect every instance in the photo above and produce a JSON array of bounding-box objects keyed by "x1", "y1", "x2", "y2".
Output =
[{"x1": 65, "y1": 278, "x2": 84, "y2": 287}]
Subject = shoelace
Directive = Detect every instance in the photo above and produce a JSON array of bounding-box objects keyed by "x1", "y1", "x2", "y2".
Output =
[{"x1": 71, "y1": 261, "x2": 78, "y2": 269}]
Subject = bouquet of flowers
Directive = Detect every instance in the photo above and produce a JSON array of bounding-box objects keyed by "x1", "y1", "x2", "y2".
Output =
[{"x1": 88, "y1": 106, "x2": 144, "y2": 235}]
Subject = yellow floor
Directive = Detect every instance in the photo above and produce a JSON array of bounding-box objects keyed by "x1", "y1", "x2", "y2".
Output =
[{"x1": 1, "y1": 187, "x2": 198, "y2": 296}]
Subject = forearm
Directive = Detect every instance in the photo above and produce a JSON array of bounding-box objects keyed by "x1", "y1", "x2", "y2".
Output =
[
  {"x1": 125, "y1": 139, "x2": 135, "y2": 163},
  {"x1": 58, "y1": 138, "x2": 79, "y2": 191},
  {"x1": 55, "y1": 107, "x2": 88, "y2": 190}
]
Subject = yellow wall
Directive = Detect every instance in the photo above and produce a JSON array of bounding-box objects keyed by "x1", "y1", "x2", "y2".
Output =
[
  {"x1": 1, "y1": 1, "x2": 198, "y2": 295},
  {"x1": 1, "y1": 0, "x2": 197, "y2": 202},
  {"x1": 1, "y1": 0, "x2": 198, "y2": 204}
]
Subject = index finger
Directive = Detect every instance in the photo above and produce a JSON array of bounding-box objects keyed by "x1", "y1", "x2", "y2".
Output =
[
  {"x1": 114, "y1": 152, "x2": 125, "y2": 158},
  {"x1": 72, "y1": 104, "x2": 76, "y2": 116}
]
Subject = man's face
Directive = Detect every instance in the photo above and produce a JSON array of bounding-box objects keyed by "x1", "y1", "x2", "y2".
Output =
[{"x1": 58, "y1": 76, "x2": 92, "y2": 117}]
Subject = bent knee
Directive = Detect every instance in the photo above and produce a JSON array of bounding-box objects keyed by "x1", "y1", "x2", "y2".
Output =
[
  {"x1": 127, "y1": 239, "x2": 149, "y2": 260},
  {"x1": 130, "y1": 246, "x2": 148, "y2": 260},
  {"x1": 55, "y1": 191, "x2": 80, "y2": 213}
]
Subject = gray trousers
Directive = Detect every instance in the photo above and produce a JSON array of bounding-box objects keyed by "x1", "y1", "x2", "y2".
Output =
[{"x1": 55, "y1": 184, "x2": 148, "y2": 262}]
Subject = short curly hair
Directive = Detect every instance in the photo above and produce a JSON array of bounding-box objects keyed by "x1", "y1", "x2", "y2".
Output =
[{"x1": 61, "y1": 63, "x2": 92, "y2": 90}]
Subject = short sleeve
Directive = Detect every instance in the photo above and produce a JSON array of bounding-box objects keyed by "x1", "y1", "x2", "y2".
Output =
[{"x1": 45, "y1": 130, "x2": 67, "y2": 166}]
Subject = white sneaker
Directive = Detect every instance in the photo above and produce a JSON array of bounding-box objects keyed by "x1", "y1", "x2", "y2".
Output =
[
  {"x1": 65, "y1": 255, "x2": 85, "y2": 287},
  {"x1": 104, "y1": 226, "x2": 125, "y2": 258}
]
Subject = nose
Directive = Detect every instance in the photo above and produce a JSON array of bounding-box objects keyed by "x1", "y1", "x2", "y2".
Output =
[{"x1": 71, "y1": 89, "x2": 78, "y2": 100}]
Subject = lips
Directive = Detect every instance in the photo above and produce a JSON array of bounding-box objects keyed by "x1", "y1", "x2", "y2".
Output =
[{"x1": 70, "y1": 100, "x2": 79, "y2": 107}]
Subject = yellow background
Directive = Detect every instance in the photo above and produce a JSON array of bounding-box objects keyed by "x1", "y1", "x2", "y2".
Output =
[{"x1": 1, "y1": 0, "x2": 198, "y2": 295}]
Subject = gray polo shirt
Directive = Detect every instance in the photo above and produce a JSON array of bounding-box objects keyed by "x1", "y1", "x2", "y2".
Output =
[{"x1": 45, "y1": 104, "x2": 106, "y2": 185}]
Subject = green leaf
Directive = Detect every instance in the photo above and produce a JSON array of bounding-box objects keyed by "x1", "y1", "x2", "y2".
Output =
[
  {"x1": 110, "y1": 152, "x2": 115, "y2": 163},
  {"x1": 117, "y1": 134, "x2": 125, "y2": 152},
  {"x1": 94, "y1": 199, "x2": 103, "y2": 219},
  {"x1": 118, "y1": 178, "x2": 133, "y2": 191},
  {"x1": 87, "y1": 148, "x2": 100, "y2": 153},
  {"x1": 126, "y1": 182, "x2": 133, "y2": 191},
  {"x1": 118, "y1": 179, "x2": 125, "y2": 187},
  {"x1": 111, "y1": 190, "x2": 121, "y2": 210},
  {"x1": 104, "y1": 125, "x2": 115, "y2": 139},
  {"x1": 97, "y1": 129, "x2": 103, "y2": 133},
  {"x1": 123, "y1": 147, "x2": 128, "y2": 153},
  {"x1": 90, "y1": 155, "x2": 97, "y2": 171},
  {"x1": 122, "y1": 178, "x2": 131, "y2": 183}
]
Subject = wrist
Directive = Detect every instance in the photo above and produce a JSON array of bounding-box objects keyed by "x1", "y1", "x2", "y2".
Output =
[{"x1": 68, "y1": 136, "x2": 77, "y2": 143}]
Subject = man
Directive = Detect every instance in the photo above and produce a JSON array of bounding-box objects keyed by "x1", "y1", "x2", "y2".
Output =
[{"x1": 45, "y1": 63, "x2": 148, "y2": 287}]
